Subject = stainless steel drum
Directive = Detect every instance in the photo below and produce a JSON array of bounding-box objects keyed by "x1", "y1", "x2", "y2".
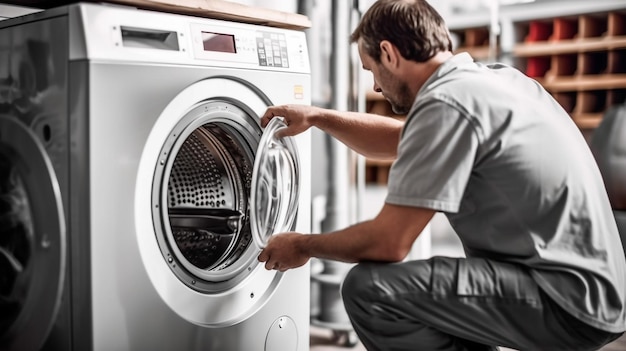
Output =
[{"x1": 167, "y1": 127, "x2": 246, "y2": 271}]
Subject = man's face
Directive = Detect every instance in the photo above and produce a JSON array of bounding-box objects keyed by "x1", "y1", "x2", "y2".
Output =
[{"x1": 359, "y1": 40, "x2": 413, "y2": 115}]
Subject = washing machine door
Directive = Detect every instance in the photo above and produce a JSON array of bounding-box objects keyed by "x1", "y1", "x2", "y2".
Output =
[
  {"x1": 138, "y1": 76, "x2": 303, "y2": 327},
  {"x1": 250, "y1": 117, "x2": 300, "y2": 248},
  {"x1": 0, "y1": 115, "x2": 66, "y2": 351}
]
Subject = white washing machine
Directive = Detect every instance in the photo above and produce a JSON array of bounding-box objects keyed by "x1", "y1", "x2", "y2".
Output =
[{"x1": 0, "y1": 3, "x2": 311, "y2": 350}]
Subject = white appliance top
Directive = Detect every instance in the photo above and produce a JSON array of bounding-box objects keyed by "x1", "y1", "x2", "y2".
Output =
[{"x1": 68, "y1": 3, "x2": 310, "y2": 73}]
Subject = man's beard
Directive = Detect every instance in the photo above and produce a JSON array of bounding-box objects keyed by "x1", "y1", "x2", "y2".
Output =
[
  {"x1": 378, "y1": 66, "x2": 413, "y2": 115},
  {"x1": 387, "y1": 83, "x2": 413, "y2": 115},
  {"x1": 389, "y1": 98, "x2": 411, "y2": 115}
]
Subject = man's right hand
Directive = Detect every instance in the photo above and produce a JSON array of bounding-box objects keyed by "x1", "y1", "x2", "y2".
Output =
[{"x1": 261, "y1": 104, "x2": 323, "y2": 138}]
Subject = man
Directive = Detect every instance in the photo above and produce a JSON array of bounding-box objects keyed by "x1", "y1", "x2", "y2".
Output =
[{"x1": 257, "y1": 0, "x2": 626, "y2": 350}]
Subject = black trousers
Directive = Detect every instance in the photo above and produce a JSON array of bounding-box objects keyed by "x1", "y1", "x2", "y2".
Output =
[{"x1": 341, "y1": 257, "x2": 623, "y2": 351}]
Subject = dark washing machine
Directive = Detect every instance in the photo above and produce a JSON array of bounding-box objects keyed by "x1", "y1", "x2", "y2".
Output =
[
  {"x1": 0, "y1": 3, "x2": 312, "y2": 350},
  {"x1": 0, "y1": 11, "x2": 69, "y2": 350}
]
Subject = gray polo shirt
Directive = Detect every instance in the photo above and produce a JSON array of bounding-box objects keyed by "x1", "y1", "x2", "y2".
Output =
[{"x1": 386, "y1": 53, "x2": 626, "y2": 332}]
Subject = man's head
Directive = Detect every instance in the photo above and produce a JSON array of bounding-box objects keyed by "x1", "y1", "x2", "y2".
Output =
[
  {"x1": 351, "y1": 0, "x2": 453, "y2": 114},
  {"x1": 350, "y1": 0, "x2": 452, "y2": 64}
]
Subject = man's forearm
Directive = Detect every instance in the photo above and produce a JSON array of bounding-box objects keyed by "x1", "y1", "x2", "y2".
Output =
[
  {"x1": 312, "y1": 109, "x2": 403, "y2": 159},
  {"x1": 298, "y1": 218, "x2": 412, "y2": 264}
]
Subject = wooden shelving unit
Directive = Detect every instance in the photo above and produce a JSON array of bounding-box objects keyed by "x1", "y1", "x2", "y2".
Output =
[
  {"x1": 448, "y1": 9, "x2": 626, "y2": 131},
  {"x1": 450, "y1": 26, "x2": 493, "y2": 61},
  {"x1": 512, "y1": 10, "x2": 626, "y2": 130},
  {"x1": 364, "y1": 91, "x2": 404, "y2": 184}
]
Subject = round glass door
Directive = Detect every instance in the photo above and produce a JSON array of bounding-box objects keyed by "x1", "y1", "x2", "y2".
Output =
[
  {"x1": 250, "y1": 117, "x2": 300, "y2": 248},
  {"x1": 0, "y1": 115, "x2": 65, "y2": 351}
]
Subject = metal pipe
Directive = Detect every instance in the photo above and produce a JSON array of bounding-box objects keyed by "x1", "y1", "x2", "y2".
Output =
[
  {"x1": 351, "y1": 2, "x2": 366, "y2": 222},
  {"x1": 313, "y1": 0, "x2": 355, "y2": 329},
  {"x1": 322, "y1": 0, "x2": 352, "y2": 235}
]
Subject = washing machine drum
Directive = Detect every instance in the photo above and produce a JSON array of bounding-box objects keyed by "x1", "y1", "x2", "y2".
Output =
[
  {"x1": 153, "y1": 102, "x2": 299, "y2": 293},
  {"x1": 167, "y1": 126, "x2": 248, "y2": 271}
]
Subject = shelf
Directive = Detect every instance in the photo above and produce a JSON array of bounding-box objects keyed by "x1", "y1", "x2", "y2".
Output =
[
  {"x1": 572, "y1": 113, "x2": 604, "y2": 129},
  {"x1": 365, "y1": 158, "x2": 394, "y2": 166},
  {"x1": 538, "y1": 74, "x2": 626, "y2": 92},
  {"x1": 363, "y1": 92, "x2": 404, "y2": 185},
  {"x1": 365, "y1": 159, "x2": 393, "y2": 185},
  {"x1": 0, "y1": 0, "x2": 312, "y2": 29},
  {"x1": 512, "y1": 9, "x2": 626, "y2": 131},
  {"x1": 450, "y1": 25, "x2": 496, "y2": 61},
  {"x1": 514, "y1": 36, "x2": 626, "y2": 56},
  {"x1": 454, "y1": 46, "x2": 492, "y2": 60},
  {"x1": 365, "y1": 92, "x2": 406, "y2": 120},
  {"x1": 445, "y1": 1, "x2": 626, "y2": 31}
]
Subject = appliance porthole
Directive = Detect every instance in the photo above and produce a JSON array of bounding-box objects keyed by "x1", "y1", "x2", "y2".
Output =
[
  {"x1": 0, "y1": 149, "x2": 34, "y2": 334},
  {"x1": 152, "y1": 100, "x2": 262, "y2": 293}
]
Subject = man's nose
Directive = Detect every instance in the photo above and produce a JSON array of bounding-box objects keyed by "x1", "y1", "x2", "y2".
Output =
[{"x1": 373, "y1": 82, "x2": 382, "y2": 93}]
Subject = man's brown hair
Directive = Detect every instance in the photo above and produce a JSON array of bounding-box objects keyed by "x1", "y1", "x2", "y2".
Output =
[{"x1": 351, "y1": 0, "x2": 452, "y2": 63}]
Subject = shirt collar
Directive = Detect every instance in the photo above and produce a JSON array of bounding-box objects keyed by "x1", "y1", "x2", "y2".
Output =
[{"x1": 419, "y1": 52, "x2": 474, "y2": 95}]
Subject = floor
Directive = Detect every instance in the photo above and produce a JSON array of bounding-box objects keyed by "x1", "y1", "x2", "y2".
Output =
[
  {"x1": 310, "y1": 325, "x2": 626, "y2": 350},
  {"x1": 308, "y1": 185, "x2": 626, "y2": 351}
]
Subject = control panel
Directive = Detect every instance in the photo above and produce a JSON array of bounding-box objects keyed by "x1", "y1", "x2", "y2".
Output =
[
  {"x1": 256, "y1": 31, "x2": 288, "y2": 68},
  {"x1": 190, "y1": 22, "x2": 308, "y2": 72}
]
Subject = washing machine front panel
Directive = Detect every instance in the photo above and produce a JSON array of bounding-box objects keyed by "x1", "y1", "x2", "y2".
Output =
[
  {"x1": 87, "y1": 71, "x2": 310, "y2": 350},
  {"x1": 116, "y1": 67, "x2": 310, "y2": 350}
]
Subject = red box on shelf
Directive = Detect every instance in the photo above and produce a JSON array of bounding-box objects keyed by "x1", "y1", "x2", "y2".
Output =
[
  {"x1": 525, "y1": 21, "x2": 553, "y2": 42},
  {"x1": 553, "y1": 18, "x2": 579, "y2": 40},
  {"x1": 526, "y1": 56, "x2": 551, "y2": 78}
]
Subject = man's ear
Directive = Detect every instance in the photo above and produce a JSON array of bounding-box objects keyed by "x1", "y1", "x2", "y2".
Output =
[{"x1": 379, "y1": 40, "x2": 399, "y2": 69}]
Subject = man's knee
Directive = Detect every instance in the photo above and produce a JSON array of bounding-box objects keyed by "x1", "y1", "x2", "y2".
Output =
[
  {"x1": 341, "y1": 263, "x2": 374, "y2": 293},
  {"x1": 340, "y1": 263, "x2": 379, "y2": 314}
]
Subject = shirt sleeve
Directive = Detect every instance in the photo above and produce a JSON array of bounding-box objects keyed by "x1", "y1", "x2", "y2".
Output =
[{"x1": 386, "y1": 98, "x2": 479, "y2": 213}]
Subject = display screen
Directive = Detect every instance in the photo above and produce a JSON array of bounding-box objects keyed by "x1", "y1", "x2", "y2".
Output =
[{"x1": 201, "y1": 32, "x2": 236, "y2": 53}]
